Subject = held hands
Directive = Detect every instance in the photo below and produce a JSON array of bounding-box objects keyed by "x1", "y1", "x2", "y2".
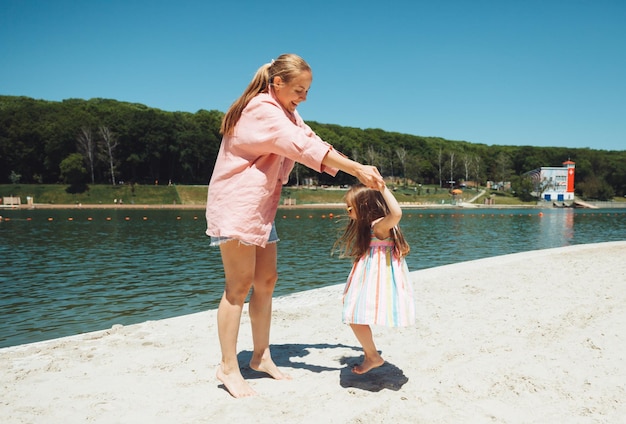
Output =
[
  {"x1": 320, "y1": 149, "x2": 384, "y2": 190},
  {"x1": 356, "y1": 165, "x2": 385, "y2": 191}
]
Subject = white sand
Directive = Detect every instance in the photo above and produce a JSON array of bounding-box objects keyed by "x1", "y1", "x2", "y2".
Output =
[{"x1": 1, "y1": 241, "x2": 625, "y2": 424}]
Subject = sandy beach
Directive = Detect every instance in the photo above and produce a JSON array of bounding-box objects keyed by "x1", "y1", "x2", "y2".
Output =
[{"x1": 1, "y1": 241, "x2": 625, "y2": 423}]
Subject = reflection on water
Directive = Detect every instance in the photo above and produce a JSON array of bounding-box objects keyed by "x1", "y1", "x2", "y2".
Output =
[{"x1": 0, "y1": 207, "x2": 624, "y2": 347}]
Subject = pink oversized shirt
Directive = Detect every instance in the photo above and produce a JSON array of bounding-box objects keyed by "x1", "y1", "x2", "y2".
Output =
[{"x1": 206, "y1": 91, "x2": 339, "y2": 247}]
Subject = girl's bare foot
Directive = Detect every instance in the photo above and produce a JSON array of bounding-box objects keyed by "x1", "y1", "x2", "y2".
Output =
[
  {"x1": 250, "y1": 356, "x2": 292, "y2": 380},
  {"x1": 352, "y1": 355, "x2": 385, "y2": 375},
  {"x1": 216, "y1": 363, "x2": 257, "y2": 398}
]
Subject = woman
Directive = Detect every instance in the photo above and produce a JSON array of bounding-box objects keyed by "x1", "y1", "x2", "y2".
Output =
[{"x1": 206, "y1": 53, "x2": 384, "y2": 398}]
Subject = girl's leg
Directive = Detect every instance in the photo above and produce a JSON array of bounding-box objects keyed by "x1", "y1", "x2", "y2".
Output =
[
  {"x1": 248, "y1": 242, "x2": 291, "y2": 380},
  {"x1": 216, "y1": 241, "x2": 257, "y2": 398},
  {"x1": 350, "y1": 324, "x2": 385, "y2": 374}
]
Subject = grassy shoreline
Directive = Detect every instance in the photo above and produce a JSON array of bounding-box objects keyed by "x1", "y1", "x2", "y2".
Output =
[
  {"x1": 0, "y1": 183, "x2": 530, "y2": 208},
  {"x1": 2, "y1": 183, "x2": 623, "y2": 210}
]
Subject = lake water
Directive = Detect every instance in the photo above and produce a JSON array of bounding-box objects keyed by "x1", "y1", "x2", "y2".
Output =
[{"x1": 1, "y1": 207, "x2": 625, "y2": 348}]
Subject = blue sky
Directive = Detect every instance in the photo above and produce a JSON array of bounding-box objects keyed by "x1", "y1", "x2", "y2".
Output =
[{"x1": 1, "y1": 0, "x2": 624, "y2": 151}]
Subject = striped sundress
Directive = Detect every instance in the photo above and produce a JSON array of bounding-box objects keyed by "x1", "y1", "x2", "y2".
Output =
[{"x1": 342, "y1": 231, "x2": 415, "y2": 327}]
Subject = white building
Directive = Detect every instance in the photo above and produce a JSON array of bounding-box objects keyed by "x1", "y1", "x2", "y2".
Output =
[{"x1": 526, "y1": 160, "x2": 576, "y2": 202}]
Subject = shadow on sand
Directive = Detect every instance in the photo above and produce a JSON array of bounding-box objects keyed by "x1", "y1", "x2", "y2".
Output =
[
  {"x1": 339, "y1": 355, "x2": 409, "y2": 392},
  {"x1": 233, "y1": 343, "x2": 408, "y2": 393}
]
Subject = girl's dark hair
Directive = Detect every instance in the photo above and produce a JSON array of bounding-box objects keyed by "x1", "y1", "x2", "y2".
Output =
[{"x1": 333, "y1": 184, "x2": 410, "y2": 260}]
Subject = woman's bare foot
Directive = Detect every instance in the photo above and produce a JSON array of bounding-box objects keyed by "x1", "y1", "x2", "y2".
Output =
[
  {"x1": 250, "y1": 356, "x2": 292, "y2": 380},
  {"x1": 352, "y1": 355, "x2": 385, "y2": 375},
  {"x1": 216, "y1": 363, "x2": 257, "y2": 398}
]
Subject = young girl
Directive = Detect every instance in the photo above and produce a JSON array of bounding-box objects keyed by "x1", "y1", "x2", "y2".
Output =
[{"x1": 335, "y1": 184, "x2": 415, "y2": 374}]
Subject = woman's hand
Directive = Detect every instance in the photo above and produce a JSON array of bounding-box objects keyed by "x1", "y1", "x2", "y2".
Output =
[
  {"x1": 355, "y1": 164, "x2": 385, "y2": 190},
  {"x1": 322, "y1": 149, "x2": 384, "y2": 189}
]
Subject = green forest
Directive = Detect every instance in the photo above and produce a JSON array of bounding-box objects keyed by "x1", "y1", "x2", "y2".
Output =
[{"x1": 1, "y1": 95, "x2": 624, "y2": 200}]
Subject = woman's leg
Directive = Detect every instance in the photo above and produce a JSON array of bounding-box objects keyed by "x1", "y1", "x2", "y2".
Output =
[
  {"x1": 248, "y1": 242, "x2": 291, "y2": 380},
  {"x1": 350, "y1": 324, "x2": 385, "y2": 374},
  {"x1": 215, "y1": 241, "x2": 257, "y2": 398}
]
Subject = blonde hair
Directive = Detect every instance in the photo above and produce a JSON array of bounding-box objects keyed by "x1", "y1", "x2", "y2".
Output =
[
  {"x1": 220, "y1": 53, "x2": 312, "y2": 136},
  {"x1": 334, "y1": 185, "x2": 410, "y2": 260}
]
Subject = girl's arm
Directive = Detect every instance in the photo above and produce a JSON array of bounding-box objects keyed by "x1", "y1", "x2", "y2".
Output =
[{"x1": 373, "y1": 185, "x2": 402, "y2": 240}]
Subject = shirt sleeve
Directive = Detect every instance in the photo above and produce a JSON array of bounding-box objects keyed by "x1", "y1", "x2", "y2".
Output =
[{"x1": 232, "y1": 96, "x2": 339, "y2": 176}]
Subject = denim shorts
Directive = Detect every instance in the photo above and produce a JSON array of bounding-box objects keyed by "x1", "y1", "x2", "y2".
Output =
[{"x1": 210, "y1": 222, "x2": 279, "y2": 246}]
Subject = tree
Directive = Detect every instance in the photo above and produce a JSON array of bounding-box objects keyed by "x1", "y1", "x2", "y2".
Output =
[
  {"x1": 437, "y1": 146, "x2": 444, "y2": 188},
  {"x1": 99, "y1": 125, "x2": 117, "y2": 185},
  {"x1": 9, "y1": 170, "x2": 21, "y2": 184},
  {"x1": 406, "y1": 153, "x2": 422, "y2": 185},
  {"x1": 511, "y1": 175, "x2": 536, "y2": 201},
  {"x1": 1, "y1": 95, "x2": 625, "y2": 196},
  {"x1": 351, "y1": 148, "x2": 360, "y2": 163},
  {"x1": 76, "y1": 127, "x2": 97, "y2": 184},
  {"x1": 395, "y1": 147, "x2": 407, "y2": 184},
  {"x1": 494, "y1": 152, "x2": 512, "y2": 184},
  {"x1": 578, "y1": 175, "x2": 615, "y2": 201},
  {"x1": 471, "y1": 154, "x2": 483, "y2": 187},
  {"x1": 448, "y1": 151, "x2": 456, "y2": 189},
  {"x1": 59, "y1": 153, "x2": 88, "y2": 193},
  {"x1": 365, "y1": 145, "x2": 377, "y2": 167}
]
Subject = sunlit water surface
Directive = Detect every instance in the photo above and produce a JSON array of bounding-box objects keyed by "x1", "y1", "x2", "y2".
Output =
[{"x1": 1, "y1": 207, "x2": 624, "y2": 347}]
